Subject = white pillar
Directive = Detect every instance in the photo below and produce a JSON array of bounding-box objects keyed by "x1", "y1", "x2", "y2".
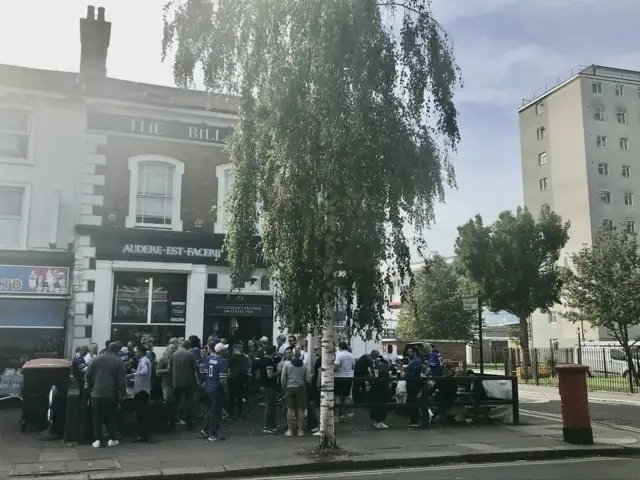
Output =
[
  {"x1": 92, "y1": 260, "x2": 114, "y2": 348},
  {"x1": 186, "y1": 264, "x2": 207, "y2": 340}
]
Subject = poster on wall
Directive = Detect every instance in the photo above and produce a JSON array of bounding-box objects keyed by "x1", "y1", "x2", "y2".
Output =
[
  {"x1": 170, "y1": 302, "x2": 186, "y2": 323},
  {"x1": 114, "y1": 285, "x2": 168, "y2": 316},
  {"x1": 0, "y1": 265, "x2": 69, "y2": 295}
]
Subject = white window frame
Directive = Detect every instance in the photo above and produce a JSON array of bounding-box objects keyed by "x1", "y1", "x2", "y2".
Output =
[
  {"x1": 548, "y1": 312, "x2": 557, "y2": 324},
  {"x1": 0, "y1": 106, "x2": 36, "y2": 165},
  {"x1": 620, "y1": 137, "x2": 629, "y2": 151},
  {"x1": 627, "y1": 221, "x2": 636, "y2": 234},
  {"x1": 594, "y1": 107, "x2": 605, "y2": 121},
  {"x1": 615, "y1": 84, "x2": 624, "y2": 97},
  {"x1": 535, "y1": 102, "x2": 544, "y2": 115},
  {"x1": 536, "y1": 126, "x2": 546, "y2": 140},
  {"x1": 597, "y1": 163, "x2": 609, "y2": 176},
  {"x1": 538, "y1": 152, "x2": 547, "y2": 166},
  {"x1": 0, "y1": 181, "x2": 31, "y2": 250},
  {"x1": 214, "y1": 163, "x2": 232, "y2": 234},
  {"x1": 125, "y1": 154, "x2": 184, "y2": 231},
  {"x1": 592, "y1": 82, "x2": 603, "y2": 95},
  {"x1": 622, "y1": 165, "x2": 632, "y2": 178},
  {"x1": 539, "y1": 177, "x2": 548, "y2": 191},
  {"x1": 600, "y1": 191, "x2": 611, "y2": 205},
  {"x1": 624, "y1": 193, "x2": 634, "y2": 206},
  {"x1": 617, "y1": 111, "x2": 627, "y2": 124},
  {"x1": 596, "y1": 135, "x2": 608, "y2": 149}
]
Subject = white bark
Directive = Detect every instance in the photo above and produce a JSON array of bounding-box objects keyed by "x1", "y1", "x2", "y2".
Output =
[{"x1": 318, "y1": 196, "x2": 337, "y2": 449}]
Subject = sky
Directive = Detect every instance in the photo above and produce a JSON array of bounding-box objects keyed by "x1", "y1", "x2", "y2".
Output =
[{"x1": 1, "y1": 0, "x2": 639, "y2": 258}]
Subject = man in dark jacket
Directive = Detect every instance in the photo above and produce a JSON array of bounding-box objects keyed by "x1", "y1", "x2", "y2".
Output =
[
  {"x1": 85, "y1": 342, "x2": 126, "y2": 448},
  {"x1": 169, "y1": 339, "x2": 199, "y2": 430},
  {"x1": 227, "y1": 344, "x2": 249, "y2": 418}
]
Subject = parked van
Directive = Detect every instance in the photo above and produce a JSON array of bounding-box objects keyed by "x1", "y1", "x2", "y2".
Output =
[{"x1": 578, "y1": 344, "x2": 639, "y2": 378}]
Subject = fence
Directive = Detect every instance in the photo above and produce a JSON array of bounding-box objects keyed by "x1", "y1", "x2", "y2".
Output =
[{"x1": 470, "y1": 346, "x2": 640, "y2": 394}]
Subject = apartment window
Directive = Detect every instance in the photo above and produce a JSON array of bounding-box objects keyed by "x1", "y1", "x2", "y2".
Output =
[
  {"x1": 620, "y1": 137, "x2": 629, "y2": 151},
  {"x1": 597, "y1": 163, "x2": 609, "y2": 176},
  {"x1": 617, "y1": 111, "x2": 628, "y2": 124},
  {"x1": 260, "y1": 275, "x2": 271, "y2": 291},
  {"x1": 536, "y1": 126, "x2": 546, "y2": 140},
  {"x1": 594, "y1": 107, "x2": 605, "y2": 121},
  {"x1": 622, "y1": 165, "x2": 632, "y2": 178},
  {"x1": 535, "y1": 102, "x2": 544, "y2": 115},
  {"x1": 624, "y1": 193, "x2": 634, "y2": 206},
  {"x1": 0, "y1": 185, "x2": 26, "y2": 247},
  {"x1": 615, "y1": 84, "x2": 624, "y2": 97},
  {"x1": 602, "y1": 219, "x2": 613, "y2": 229},
  {"x1": 538, "y1": 152, "x2": 547, "y2": 166},
  {"x1": 592, "y1": 82, "x2": 603, "y2": 94},
  {"x1": 0, "y1": 108, "x2": 31, "y2": 160},
  {"x1": 601, "y1": 191, "x2": 611, "y2": 204},
  {"x1": 548, "y1": 312, "x2": 557, "y2": 324},
  {"x1": 206, "y1": 274, "x2": 218, "y2": 289},
  {"x1": 541, "y1": 203, "x2": 550, "y2": 214},
  {"x1": 539, "y1": 177, "x2": 548, "y2": 191},
  {"x1": 596, "y1": 135, "x2": 607, "y2": 148},
  {"x1": 126, "y1": 155, "x2": 185, "y2": 231},
  {"x1": 627, "y1": 221, "x2": 636, "y2": 234}
]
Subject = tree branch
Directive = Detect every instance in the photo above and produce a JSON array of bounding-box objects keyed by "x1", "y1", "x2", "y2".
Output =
[{"x1": 375, "y1": 1, "x2": 451, "y2": 38}]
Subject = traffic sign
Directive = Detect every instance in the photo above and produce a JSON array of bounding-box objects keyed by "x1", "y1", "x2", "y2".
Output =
[{"x1": 462, "y1": 296, "x2": 479, "y2": 311}]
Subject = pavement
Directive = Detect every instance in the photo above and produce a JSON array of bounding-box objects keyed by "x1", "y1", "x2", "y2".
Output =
[{"x1": 2, "y1": 402, "x2": 640, "y2": 480}]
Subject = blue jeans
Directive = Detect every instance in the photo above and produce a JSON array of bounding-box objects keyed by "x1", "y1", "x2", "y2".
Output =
[{"x1": 205, "y1": 390, "x2": 225, "y2": 436}]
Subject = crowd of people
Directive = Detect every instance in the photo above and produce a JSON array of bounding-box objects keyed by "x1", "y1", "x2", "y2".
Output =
[{"x1": 70, "y1": 333, "x2": 449, "y2": 448}]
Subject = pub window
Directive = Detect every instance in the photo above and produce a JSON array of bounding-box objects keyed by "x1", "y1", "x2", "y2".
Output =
[
  {"x1": 126, "y1": 155, "x2": 185, "y2": 232},
  {"x1": 207, "y1": 273, "x2": 219, "y2": 289},
  {"x1": 110, "y1": 272, "x2": 187, "y2": 347}
]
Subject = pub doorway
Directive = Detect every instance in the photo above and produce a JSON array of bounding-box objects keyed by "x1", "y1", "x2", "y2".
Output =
[{"x1": 203, "y1": 294, "x2": 274, "y2": 346}]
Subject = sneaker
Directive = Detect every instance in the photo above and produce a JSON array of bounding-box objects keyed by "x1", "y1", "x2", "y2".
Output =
[
  {"x1": 297, "y1": 430, "x2": 304, "y2": 437},
  {"x1": 374, "y1": 422, "x2": 389, "y2": 429},
  {"x1": 91, "y1": 440, "x2": 101, "y2": 448},
  {"x1": 313, "y1": 430, "x2": 321, "y2": 436},
  {"x1": 208, "y1": 434, "x2": 226, "y2": 441},
  {"x1": 311, "y1": 427, "x2": 319, "y2": 433},
  {"x1": 263, "y1": 427, "x2": 277, "y2": 434},
  {"x1": 107, "y1": 439, "x2": 119, "y2": 447},
  {"x1": 284, "y1": 430, "x2": 293, "y2": 437},
  {"x1": 347, "y1": 413, "x2": 355, "y2": 420},
  {"x1": 406, "y1": 423, "x2": 420, "y2": 428},
  {"x1": 200, "y1": 430, "x2": 209, "y2": 439},
  {"x1": 177, "y1": 420, "x2": 186, "y2": 426}
]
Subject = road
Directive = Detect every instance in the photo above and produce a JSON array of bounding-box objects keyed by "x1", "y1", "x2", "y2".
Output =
[
  {"x1": 237, "y1": 457, "x2": 640, "y2": 480},
  {"x1": 520, "y1": 398, "x2": 640, "y2": 431}
]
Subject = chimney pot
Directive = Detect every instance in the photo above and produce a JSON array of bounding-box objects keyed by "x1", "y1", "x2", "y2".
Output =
[
  {"x1": 87, "y1": 5, "x2": 95, "y2": 20},
  {"x1": 97, "y1": 7, "x2": 105, "y2": 22}
]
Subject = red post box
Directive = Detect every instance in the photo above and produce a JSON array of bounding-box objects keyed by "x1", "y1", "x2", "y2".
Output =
[{"x1": 556, "y1": 364, "x2": 593, "y2": 444}]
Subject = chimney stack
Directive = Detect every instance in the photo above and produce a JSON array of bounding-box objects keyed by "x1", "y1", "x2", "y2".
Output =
[{"x1": 79, "y1": 5, "x2": 111, "y2": 87}]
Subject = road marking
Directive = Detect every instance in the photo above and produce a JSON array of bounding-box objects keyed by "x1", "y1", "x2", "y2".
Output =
[
  {"x1": 519, "y1": 389, "x2": 640, "y2": 406},
  {"x1": 520, "y1": 408, "x2": 640, "y2": 435},
  {"x1": 246, "y1": 457, "x2": 621, "y2": 480}
]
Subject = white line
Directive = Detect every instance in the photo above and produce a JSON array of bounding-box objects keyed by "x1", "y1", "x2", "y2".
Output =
[
  {"x1": 520, "y1": 408, "x2": 640, "y2": 435},
  {"x1": 247, "y1": 457, "x2": 620, "y2": 480}
]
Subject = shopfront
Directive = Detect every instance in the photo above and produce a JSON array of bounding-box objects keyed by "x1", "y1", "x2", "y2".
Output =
[
  {"x1": 0, "y1": 256, "x2": 71, "y2": 370},
  {"x1": 76, "y1": 225, "x2": 272, "y2": 353}
]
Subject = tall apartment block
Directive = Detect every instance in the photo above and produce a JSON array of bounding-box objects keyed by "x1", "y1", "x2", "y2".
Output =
[{"x1": 518, "y1": 65, "x2": 640, "y2": 348}]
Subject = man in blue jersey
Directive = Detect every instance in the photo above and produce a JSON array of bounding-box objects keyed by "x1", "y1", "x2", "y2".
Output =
[
  {"x1": 425, "y1": 344, "x2": 444, "y2": 377},
  {"x1": 202, "y1": 342, "x2": 228, "y2": 442}
]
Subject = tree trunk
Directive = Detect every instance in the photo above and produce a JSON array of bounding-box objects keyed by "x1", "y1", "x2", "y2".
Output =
[
  {"x1": 318, "y1": 196, "x2": 337, "y2": 450},
  {"x1": 519, "y1": 314, "x2": 532, "y2": 379}
]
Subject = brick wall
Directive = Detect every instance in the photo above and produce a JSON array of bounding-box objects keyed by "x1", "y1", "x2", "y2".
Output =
[{"x1": 99, "y1": 135, "x2": 229, "y2": 232}]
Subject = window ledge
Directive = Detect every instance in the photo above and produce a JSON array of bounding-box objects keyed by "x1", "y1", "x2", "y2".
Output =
[{"x1": 0, "y1": 157, "x2": 34, "y2": 166}]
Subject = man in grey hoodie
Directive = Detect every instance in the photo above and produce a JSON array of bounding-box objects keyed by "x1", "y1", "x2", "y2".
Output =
[
  {"x1": 85, "y1": 342, "x2": 126, "y2": 448},
  {"x1": 281, "y1": 348, "x2": 309, "y2": 437}
]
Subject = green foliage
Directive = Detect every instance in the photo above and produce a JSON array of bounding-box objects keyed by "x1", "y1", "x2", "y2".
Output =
[
  {"x1": 454, "y1": 207, "x2": 570, "y2": 357},
  {"x1": 163, "y1": 0, "x2": 461, "y2": 336},
  {"x1": 397, "y1": 254, "x2": 476, "y2": 340},
  {"x1": 563, "y1": 228, "x2": 640, "y2": 376}
]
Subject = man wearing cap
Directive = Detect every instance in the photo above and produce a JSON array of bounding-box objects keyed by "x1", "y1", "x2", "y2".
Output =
[
  {"x1": 227, "y1": 344, "x2": 249, "y2": 418},
  {"x1": 202, "y1": 342, "x2": 228, "y2": 441}
]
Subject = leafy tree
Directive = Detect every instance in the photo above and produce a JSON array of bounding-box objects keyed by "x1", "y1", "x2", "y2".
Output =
[
  {"x1": 563, "y1": 228, "x2": 640, "y2": 381},
  {"x1": 163, "y1": 0, "x2": 460, "y2": 449},
  {"x1": 397, "y1": 254, "x2": 476, "y2": 340},
  {"x1": 454, "y1": 207, "x2": 570, "y2": 371}
]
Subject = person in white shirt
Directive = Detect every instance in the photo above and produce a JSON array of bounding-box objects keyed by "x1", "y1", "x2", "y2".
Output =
[
  {"x1": 386, "y1": 344, "x2": 398, "y2": 366},
  {"x1": 334, "y1": 342, "x2": 355, "y2": 421},
  {"x1": 277, "y1": 335, "x2": 288, "y2": 355}
]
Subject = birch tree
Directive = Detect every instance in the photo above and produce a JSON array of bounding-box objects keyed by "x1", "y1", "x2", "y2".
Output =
[{"x1": 163, "y1": 0, "x2": 461, "y2": 450}]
